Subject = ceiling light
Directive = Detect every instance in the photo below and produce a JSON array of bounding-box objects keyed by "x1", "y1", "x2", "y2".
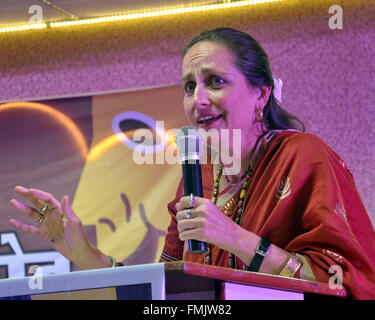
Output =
[{"x1": 0, "y1": 0, "x2": 282, "y2": 33}]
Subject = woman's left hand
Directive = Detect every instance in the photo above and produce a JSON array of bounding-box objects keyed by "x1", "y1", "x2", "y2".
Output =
[{"x1": 175, "y1": 195, "x2": 242, "y2": 252}]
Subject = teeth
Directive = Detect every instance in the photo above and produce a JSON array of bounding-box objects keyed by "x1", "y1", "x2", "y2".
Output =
[
  {"x1": 198, "y1": 115, "x2": 221, "y2": 123},
  {"x1": 200, "y1": 116, "x2": 214, "y2": 121}
]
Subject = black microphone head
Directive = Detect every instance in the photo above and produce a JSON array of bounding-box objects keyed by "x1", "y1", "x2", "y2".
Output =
[{"x1": 175, "y1": 126, "x2": 203, "y2": 162}]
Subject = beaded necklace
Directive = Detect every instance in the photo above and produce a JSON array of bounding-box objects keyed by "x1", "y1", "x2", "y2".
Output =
[{"x1": 205, "y1": 163, "x2": 253, "y2": 268}]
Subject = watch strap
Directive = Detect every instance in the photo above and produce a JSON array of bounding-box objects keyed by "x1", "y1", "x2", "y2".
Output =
[{"x1": 247, "y1": 237, "x2": 271, "y2": 272}]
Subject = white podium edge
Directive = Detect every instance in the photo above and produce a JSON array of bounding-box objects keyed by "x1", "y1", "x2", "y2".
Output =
[{"x1": 0, "y1": 262, "x2": 166, "y2": 300}]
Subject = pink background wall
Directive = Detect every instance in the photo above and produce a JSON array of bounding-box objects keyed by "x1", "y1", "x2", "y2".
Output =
[{"x1": 0, "y1": 0, "x2": 374, "y2": 226}]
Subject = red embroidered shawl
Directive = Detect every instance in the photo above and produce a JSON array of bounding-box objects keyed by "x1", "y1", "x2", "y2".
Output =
[{"x1": 161, "y1": 131, "x2": 375, "y2": 299}]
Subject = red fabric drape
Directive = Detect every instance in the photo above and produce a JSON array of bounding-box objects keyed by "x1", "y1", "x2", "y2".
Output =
[{"x1": 162, "y1": 131, "x2": 375, "y2": 299}]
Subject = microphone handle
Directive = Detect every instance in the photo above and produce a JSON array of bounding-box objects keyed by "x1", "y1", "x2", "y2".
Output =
[{"x1": 181, "y1": 161, "x2": 208, "y2": 254}]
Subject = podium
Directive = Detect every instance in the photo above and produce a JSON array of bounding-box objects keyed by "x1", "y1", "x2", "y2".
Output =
[{"x1": 0, "y1": 261, "x2": 346, "y2": 300}]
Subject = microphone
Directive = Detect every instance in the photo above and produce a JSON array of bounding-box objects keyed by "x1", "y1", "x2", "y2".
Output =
[{"x1": 175, "y1": 126, "x2": 208, "y2": 254}]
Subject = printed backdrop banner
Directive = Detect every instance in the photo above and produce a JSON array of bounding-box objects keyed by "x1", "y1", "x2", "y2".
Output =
[{"x1": 0, "y1": 85, "x2": 187, "y2": 279}]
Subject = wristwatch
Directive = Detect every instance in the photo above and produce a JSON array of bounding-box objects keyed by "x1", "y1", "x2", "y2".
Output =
[{"x1": 247, "y1": 237, "x2": 271, "y2": 272}]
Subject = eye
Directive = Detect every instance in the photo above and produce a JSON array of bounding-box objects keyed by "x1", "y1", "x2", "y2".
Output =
[
  {"x1": 184, "y1": 81, "x2": 196, "y2": 95},
  {"x1": 208, "y1": 75, "x2": 226, "y2": 88}
]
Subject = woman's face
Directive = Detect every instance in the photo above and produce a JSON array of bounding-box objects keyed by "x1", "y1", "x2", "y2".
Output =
[{"x1": 182, "y1": 41, "x2": 262, "y2": 153}]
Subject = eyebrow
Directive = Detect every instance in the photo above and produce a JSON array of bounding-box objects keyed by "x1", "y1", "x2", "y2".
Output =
[{"x1": 182, "y1": 67, "x2": 229, "y2": 83}]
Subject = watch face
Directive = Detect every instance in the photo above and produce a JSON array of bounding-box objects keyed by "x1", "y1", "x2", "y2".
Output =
[{"x1": 258, "y1": 238, "x2": 271, "y2": 256}]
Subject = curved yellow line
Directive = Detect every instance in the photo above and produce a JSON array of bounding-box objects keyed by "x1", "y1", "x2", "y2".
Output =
[
  {"x1": 88, "y1": 134, "x2": 120, "y2": 161},
  {"x1": 0, "y1": 101, "x2": 88, "y2": 157}
]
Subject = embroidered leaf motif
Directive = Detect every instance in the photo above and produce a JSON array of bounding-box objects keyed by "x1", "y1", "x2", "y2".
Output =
[
  {"x1": 334, "y1": 201, "x2": 348, "y2": 223},
  {"x1": 322, "y1": 249, "x2": 343, "y2": 264},
  {"x1": 276, "y1": 176, "x2": 291, "y2": 202}
]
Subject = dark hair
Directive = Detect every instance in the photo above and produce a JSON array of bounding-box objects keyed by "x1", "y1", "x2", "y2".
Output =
[{"x1": 182, "y1": 27, "x2": 305, "y2": 132}]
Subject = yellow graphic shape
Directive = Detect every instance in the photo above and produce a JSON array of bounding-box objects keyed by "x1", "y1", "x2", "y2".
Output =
[
  {"x1": 72, "y1": 86, "x2": 187, "y2": 263},
  {"x1": 87, "y1": 134, "x2": 120, "y2": 162},
  {"x1": 0, "y1": 101, "x2": 88, "y2": 158}
]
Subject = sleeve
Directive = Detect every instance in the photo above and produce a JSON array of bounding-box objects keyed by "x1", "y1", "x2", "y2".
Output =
[
  {"x1": 267, "y1": 133, "x2": 375, "y2": 299},
  {"x1": 160, "y1": 178, "x2": 185, "y2": 262}
]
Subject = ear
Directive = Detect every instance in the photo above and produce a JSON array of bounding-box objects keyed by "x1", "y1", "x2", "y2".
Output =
[{"x1": 255, "y1": 86, "x2": 272, "y2": 110}]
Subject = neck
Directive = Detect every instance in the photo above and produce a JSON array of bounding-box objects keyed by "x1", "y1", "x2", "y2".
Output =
[{"x1": 217, "y1": 133, "x2": 261, "y2": 184}]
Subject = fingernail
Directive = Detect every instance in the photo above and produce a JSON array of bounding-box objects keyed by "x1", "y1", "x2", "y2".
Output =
[{"x1": 9, "y1": 219, "x2": 18, "y2": 226}]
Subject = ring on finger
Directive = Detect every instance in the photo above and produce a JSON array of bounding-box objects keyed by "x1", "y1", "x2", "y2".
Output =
[
  {"x1": 189, "y1": 193, "x2": 195, "y2": 208},
  {"x1": 37, "y1": 213, "x2": 45, "y2": 224},
  {"x1": 185, "y1": 208, "x2": 192, "y2": 219},
  {"x1": 39, "y1": 203, "x2": 53, "y2": 215}
]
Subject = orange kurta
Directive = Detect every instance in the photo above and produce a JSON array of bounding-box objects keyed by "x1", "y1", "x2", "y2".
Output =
[{"x1": 161, "y1": 131, "x2": 375, "y2": 299}]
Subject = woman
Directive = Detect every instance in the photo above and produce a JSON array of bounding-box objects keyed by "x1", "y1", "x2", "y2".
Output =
[{"x1": 9, "y1": 28, "x2": 375, "y2": 299}]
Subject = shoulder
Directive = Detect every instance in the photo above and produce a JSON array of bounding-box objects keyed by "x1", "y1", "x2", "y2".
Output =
[
  {"x1": 266, "y1": 131, "x2": 350, "y2": 173},
  {"x1": 279, "y1": 131, "x2": 327, "y2": 148},
  {"x1": 277, "y1": 131, "x2": 333, "y2": 157}
]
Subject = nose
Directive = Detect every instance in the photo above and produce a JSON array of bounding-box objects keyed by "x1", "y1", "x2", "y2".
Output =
[{"x1": 194, "y1": 84, "x2": 210, "y2": 109}]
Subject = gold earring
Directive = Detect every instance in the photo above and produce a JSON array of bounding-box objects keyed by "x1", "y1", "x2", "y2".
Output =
[{"x1": 256, "y1": 108, "x2": 263, "y2": 122}]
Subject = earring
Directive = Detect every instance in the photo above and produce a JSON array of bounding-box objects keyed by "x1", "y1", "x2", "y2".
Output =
[{"x1": 256, "y1": 108, "x2": 263, "y2": 122}]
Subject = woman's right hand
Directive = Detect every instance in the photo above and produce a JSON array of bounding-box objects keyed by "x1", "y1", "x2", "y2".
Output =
[{"x1": 9, "y1": 186, "x2": 111, "y2": 269}]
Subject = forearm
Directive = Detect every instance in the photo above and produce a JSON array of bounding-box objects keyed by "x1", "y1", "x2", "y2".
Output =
[{"x1": 230, "y1": 225, "x2": 290, "y2": 275}]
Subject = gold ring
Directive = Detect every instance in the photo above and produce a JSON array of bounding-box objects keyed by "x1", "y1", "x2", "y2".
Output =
[
  {"x1": 39, "y1": 203, "x2": 53, "y2": 215},
  {"x1": 37, "y1": 213, "x2": 44, "y2": 224}
]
